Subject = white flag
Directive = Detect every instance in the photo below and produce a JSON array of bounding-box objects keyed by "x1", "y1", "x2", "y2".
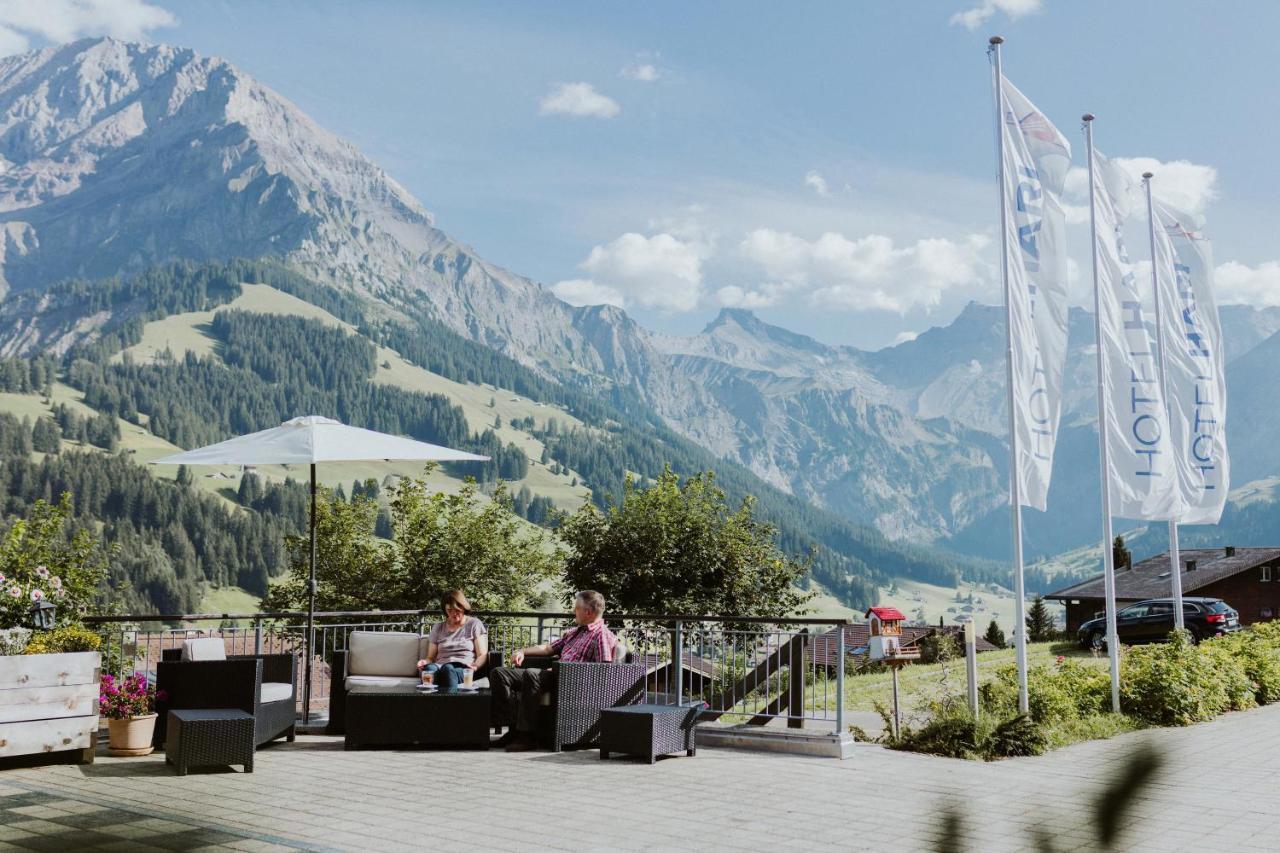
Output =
[
  {"x1": 997, "y1": 75, "x2": 1071, "y2": 511},
  {"x1": 1091, "y1": 152, "x2": 1181, "y2": 520},
  {"x1": 1153, "y1": 199, "x2": 1229, "y2": 523}
]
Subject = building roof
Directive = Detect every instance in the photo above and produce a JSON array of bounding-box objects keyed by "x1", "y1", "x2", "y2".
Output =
[
  {"x1": 866, "y1": 606, "x2": 905, "y2": 621},
  {"x1": 1044, "y1": 547, "x2": 1280, "y2": 602}
]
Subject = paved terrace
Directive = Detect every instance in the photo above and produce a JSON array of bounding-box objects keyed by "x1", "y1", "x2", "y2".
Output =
[{"x1": 3, "y1": 703, "x2": 1280, "y2": 852}]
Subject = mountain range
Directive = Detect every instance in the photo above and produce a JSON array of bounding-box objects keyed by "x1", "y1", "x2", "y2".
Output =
[{"x1": 1, "y1": 36, "x2": 1277, "y2": 595}]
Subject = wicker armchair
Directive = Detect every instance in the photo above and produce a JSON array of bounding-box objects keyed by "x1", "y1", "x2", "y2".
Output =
[
  {"x1": 522, "y1": 656, "x2": 647, "y2": 752},
  {"x1": 154, "y1": 644, "x2": 296, "y2": 749}
]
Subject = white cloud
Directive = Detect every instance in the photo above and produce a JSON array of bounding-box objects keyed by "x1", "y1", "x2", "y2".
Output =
[
  {"x1": 538, "y1": 82, "x2": 620, "y2": 119},
  {"x1": 893, "y1": 330, "x2": 919, "y2": 345},
  {"x1": 716, "y1": 285, "x2": 777, "y2": 309},
  {"x1": 0, "y1": 0, "x2": 176, "y2": 56},
  {"x1": 560, "y1": 232, "x2": 707, "y2": 313},
  {"x1": 621, "y1": 63, "x2": 660, "y2": 82},
  {"x1": 804, "y1": 170, "x2": 831, "y2": 197},
  {"x1": 1215, "y1": 261, "x2": 1280, "y2": 307},
  {"x1": 739, "y1": 229, "x2": 993, "y2": 314},
  {"x1": 950, "y1": 0, "x2": 1043, "y2": 30},
  {"x1": 1063, "y1": 157, "x2": 1218, "y2": 222},
  {"x1": 550, "y1": 278, "x2": 626, "y2": 308}
]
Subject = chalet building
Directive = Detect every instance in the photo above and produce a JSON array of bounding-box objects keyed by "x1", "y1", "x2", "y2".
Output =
[{"x1": 1045, "y1": 546, "x2": 1280, "y2": 636}]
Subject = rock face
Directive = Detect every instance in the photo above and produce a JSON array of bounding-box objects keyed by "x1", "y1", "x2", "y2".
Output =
[{"x1": 3, "y1": 37, "x2": 1277, "y2": 556}]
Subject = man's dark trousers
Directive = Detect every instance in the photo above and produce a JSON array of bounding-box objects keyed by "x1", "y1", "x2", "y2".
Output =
[{"x1": 490, "y1": 667, "x2": 555, "y2": 734}]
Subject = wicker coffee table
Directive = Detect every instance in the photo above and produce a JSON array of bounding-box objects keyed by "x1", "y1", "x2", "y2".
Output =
[
  {"x1": 344, "y1": 685, "x2": 491, "y2": 749},
  {"x1": 599, "y1": 703, "x2": 701, "y2": 764},
  {"x1": 165, "y1": 709, "x2": 255, "y2": 775}
]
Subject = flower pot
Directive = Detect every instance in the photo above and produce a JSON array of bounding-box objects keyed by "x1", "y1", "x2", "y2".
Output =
[{"x1": 107, "y1": 713, "x2": 157, "y2": 756}]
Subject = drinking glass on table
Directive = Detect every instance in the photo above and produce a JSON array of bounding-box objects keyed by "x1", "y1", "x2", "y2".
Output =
[
  {"x1": 421, "y1": 669, "x2": 434, "y2": 687},
  {"x1": 462, "y1": 667, "x2": 474, "y2": 688}
]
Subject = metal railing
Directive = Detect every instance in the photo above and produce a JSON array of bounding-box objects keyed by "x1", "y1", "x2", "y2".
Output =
[{"x1": 83, "y1": 610, "x2": 850, "y2": 730}]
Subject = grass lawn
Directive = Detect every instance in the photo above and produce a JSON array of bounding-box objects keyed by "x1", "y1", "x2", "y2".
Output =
[{"x1": 836, "y1": 641, "x2": 1105, "y2": 717}]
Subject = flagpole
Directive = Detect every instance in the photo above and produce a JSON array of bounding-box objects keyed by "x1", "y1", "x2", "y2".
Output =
[
  {"x1": 1083, "y1": 114, "x2": 1122, "y2": 713},
  {"x1": 1142, "y1": 172, "x2": 1186, "y2": 632},
  {"x1": 990, "y1": 35, "x2": 1029, "y2": 715}
]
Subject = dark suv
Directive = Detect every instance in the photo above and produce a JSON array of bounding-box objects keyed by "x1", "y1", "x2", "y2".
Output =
[{"x1": 1077, "y1": 597, "x2": 1241, "y2": 649}]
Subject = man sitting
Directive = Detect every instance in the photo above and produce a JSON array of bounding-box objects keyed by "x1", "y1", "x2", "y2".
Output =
[{"x1": 492, "y1": 589, "x2": 618, "y2": 752}]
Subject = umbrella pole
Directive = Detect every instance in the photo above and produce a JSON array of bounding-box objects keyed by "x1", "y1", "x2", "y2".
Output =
[{"x1": 303, "y1": 463, "x2": 317, "y2": 724}]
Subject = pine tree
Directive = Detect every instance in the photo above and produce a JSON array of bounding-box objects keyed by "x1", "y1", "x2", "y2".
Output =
[
  {"x1": 984, "y1": 618, "x2": 1006, "y2": 649},
  {"x1": 1113, "y1": 535, "x2": 1132, "y2": 571},
  {"x1": 1025, "y1": 596, "x2": 1055, "y2": 642}
]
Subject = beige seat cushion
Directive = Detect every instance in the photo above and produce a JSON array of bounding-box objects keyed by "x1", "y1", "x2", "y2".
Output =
[
  {"x1": 180, "y1": 637, "x2": 227, "y2": 661},
  {"x1": 348, "y1": 631, "x2": 420, "y2": 677},
  {"x1": 260, "y1": 682, "x2": 293, "y2": 703},
  {"x1": 344, "y1": 674, "x2": 421, "y2": 691}
]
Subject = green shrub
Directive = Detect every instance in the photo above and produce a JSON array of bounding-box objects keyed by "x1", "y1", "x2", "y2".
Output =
[
  {"x1": 1121, "y1": 630, "x2": 1240, "y2": 725},
  {"x1": 1212, "y1": 627, "x2": 1280, "y2": 704},
  {"x1": 894, "y1": 708, "x2": 983, "y2": 759},
  {"x1": 917, "y1": 632, "x2": 960, "y2": 664},
  {"x1": 23, "y1": 624, "x2": 103, "y2": 654},
  {"x1": 986, "y1": 713, "x2": 1047, "y2": 758},
  {"x1": 982, "y1": 659, "x2": 1110, "y2": 724},
  {"x1": 1198, "y1": 638, "x2": 1257, "y2": 712}
]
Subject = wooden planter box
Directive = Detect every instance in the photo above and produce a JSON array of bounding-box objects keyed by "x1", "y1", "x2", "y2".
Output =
[{"x1": 0, "y1": 651, "x2": 100, "y2": 765}]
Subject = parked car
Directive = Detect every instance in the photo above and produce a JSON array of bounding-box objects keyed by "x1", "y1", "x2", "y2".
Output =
[{"x1": 1077, "y1": 597, "x2": 1241, "y2": 649}]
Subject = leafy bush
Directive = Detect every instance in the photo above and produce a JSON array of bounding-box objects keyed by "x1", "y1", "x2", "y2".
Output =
[
  {"x1": 1211, "y1": 625, "x2": 1280, "y2": 704},
  {"x1": 982, "y1": 659, "x2": 1111, "y2": 724},
  {"x1": 893, "y1": 707, "x2": 984, "y2": 759},
  {"x1": 1121, "y1": 630, "x2": 1242, "y2": 725},
  {"x1": 917, "y1": 632, "x2": 960, "y2": 664},
  {"x1": 0, "y1": 495, "x2": 109, "y2": 630},
  {"x1": 24, "y1": 625, "x2": 102, "y2": 654},
  {"x1": 987, "y1": 713, "x2": 1047, "y2": 757}
]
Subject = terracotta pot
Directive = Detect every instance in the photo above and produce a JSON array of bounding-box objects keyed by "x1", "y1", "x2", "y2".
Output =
[{"x1": 107, "y1": 712, "x2": 157, "y2": 756}]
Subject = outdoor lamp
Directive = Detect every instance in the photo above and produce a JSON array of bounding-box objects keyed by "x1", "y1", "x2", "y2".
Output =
[{"x1": 28, "y1": 599, "x2": 56, "y2": 631}]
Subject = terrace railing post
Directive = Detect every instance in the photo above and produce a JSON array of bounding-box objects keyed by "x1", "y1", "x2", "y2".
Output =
[
  {"x1": 672, "y1": 620, "x2": 684, "y2": 706},
  {"x1": 787, "y1": 629, "x2": 808, "y2": 729},
  {"x1": 536, "y1": 616, "x2": 546, "y2": 646},
  {"x1": 252, "y1": 617, "x2": 263, "y2": 656},
  {"x1": 835, "y1": 622, "x2": 845, "y2": 733}
]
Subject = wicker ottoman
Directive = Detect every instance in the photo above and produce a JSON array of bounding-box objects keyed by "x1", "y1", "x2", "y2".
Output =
[
  {"x1": 165, "y1": 709, "x2": 255, "y2": 775},
  {"x1": 599, "y1": 703, "x2": 701, "y2": 764}
]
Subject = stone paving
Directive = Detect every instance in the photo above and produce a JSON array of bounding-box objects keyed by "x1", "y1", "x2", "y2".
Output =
[{"x1": 4, "y1": 702, "x2": 1280, "y2": 852}]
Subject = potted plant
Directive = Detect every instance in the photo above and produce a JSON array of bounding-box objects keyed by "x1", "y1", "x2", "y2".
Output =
[{"x1": 100, "y1": 673, "x2": 163, "y2": 756}]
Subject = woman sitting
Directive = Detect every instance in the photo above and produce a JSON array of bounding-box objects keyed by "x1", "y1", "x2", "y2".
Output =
[{"x1": 418, "y1": 589, "x2": 488, "y2": 689}]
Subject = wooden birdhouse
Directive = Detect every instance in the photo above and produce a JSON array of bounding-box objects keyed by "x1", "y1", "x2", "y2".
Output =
[{"x1": 866, "y1": 606, "x2": 916, "y2": 661}]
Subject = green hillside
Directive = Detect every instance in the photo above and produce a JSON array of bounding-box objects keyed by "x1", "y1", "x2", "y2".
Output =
[{"x1": 0, "y1": 259, "x2": 1002, "y2": 613}]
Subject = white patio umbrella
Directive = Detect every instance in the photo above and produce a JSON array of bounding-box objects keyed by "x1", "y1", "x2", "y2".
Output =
[{"x1": 152, "y1": 415, "x2": 489, "y2": 722}]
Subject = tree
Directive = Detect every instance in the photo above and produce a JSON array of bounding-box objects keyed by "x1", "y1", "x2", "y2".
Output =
[
  {"x1": 984, "y1": 618, "x2": 1006, "y2": 649},
  {"x1": 31, "y1": 417, "x2": 61, "y2": 454},
  {"x1": 1025, "y1": 597, "x2": 1055, "y2": 642},
  {"x1": 1113, "y1": 535, "x2": 1132, "y2": 571},
  {"x1": 262, "y1": 468, "x2": 561, "y2": 614},
  {"x1": 559, "y1": 468, "x2": 814, "y2": 621}
]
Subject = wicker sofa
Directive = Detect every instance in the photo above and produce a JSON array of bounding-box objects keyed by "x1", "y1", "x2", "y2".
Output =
[
  {"x1": 326, "y1": 630, "x2": 501, "y2": 735},
  {"x1": 154, "y1": 638, "x2": 296, "y2": 749}
]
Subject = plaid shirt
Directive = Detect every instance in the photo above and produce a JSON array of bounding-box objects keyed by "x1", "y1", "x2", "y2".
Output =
[{"x1": 550, "y1": 619, "x2": 617, "y2": 663}]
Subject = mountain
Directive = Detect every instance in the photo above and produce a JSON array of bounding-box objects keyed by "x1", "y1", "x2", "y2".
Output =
[
  {"x1": 0, "y1": 36, "x2": 1275, "y2": 590},
  {"x1": 0, "y1": 37, "x2": 613, "y2": 376}
]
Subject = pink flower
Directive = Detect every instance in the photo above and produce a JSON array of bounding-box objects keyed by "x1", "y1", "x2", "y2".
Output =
[
  {"x1": 30, "y1": 589, "x2": 44, "y2": 602},
  {"x1": 0, "y1": 572, "x2": 6, "y2": 583},
  {"x1": 49, "y1": 576, "x2": 62, "y2": 590},
  {"x1": 1056, "y1": 655, "x2": 1065, "y2": 664},
  {"x1": 7, "y1": 585, "x2": 20, "y2": 599},
  {"x1": 35, "y1": 565, "x2": 49, "y2": 578}
]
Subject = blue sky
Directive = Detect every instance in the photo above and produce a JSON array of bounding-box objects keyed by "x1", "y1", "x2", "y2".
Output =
[{"x1": 7, "y1": 1, "x2": 1280, "y2": 348}]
